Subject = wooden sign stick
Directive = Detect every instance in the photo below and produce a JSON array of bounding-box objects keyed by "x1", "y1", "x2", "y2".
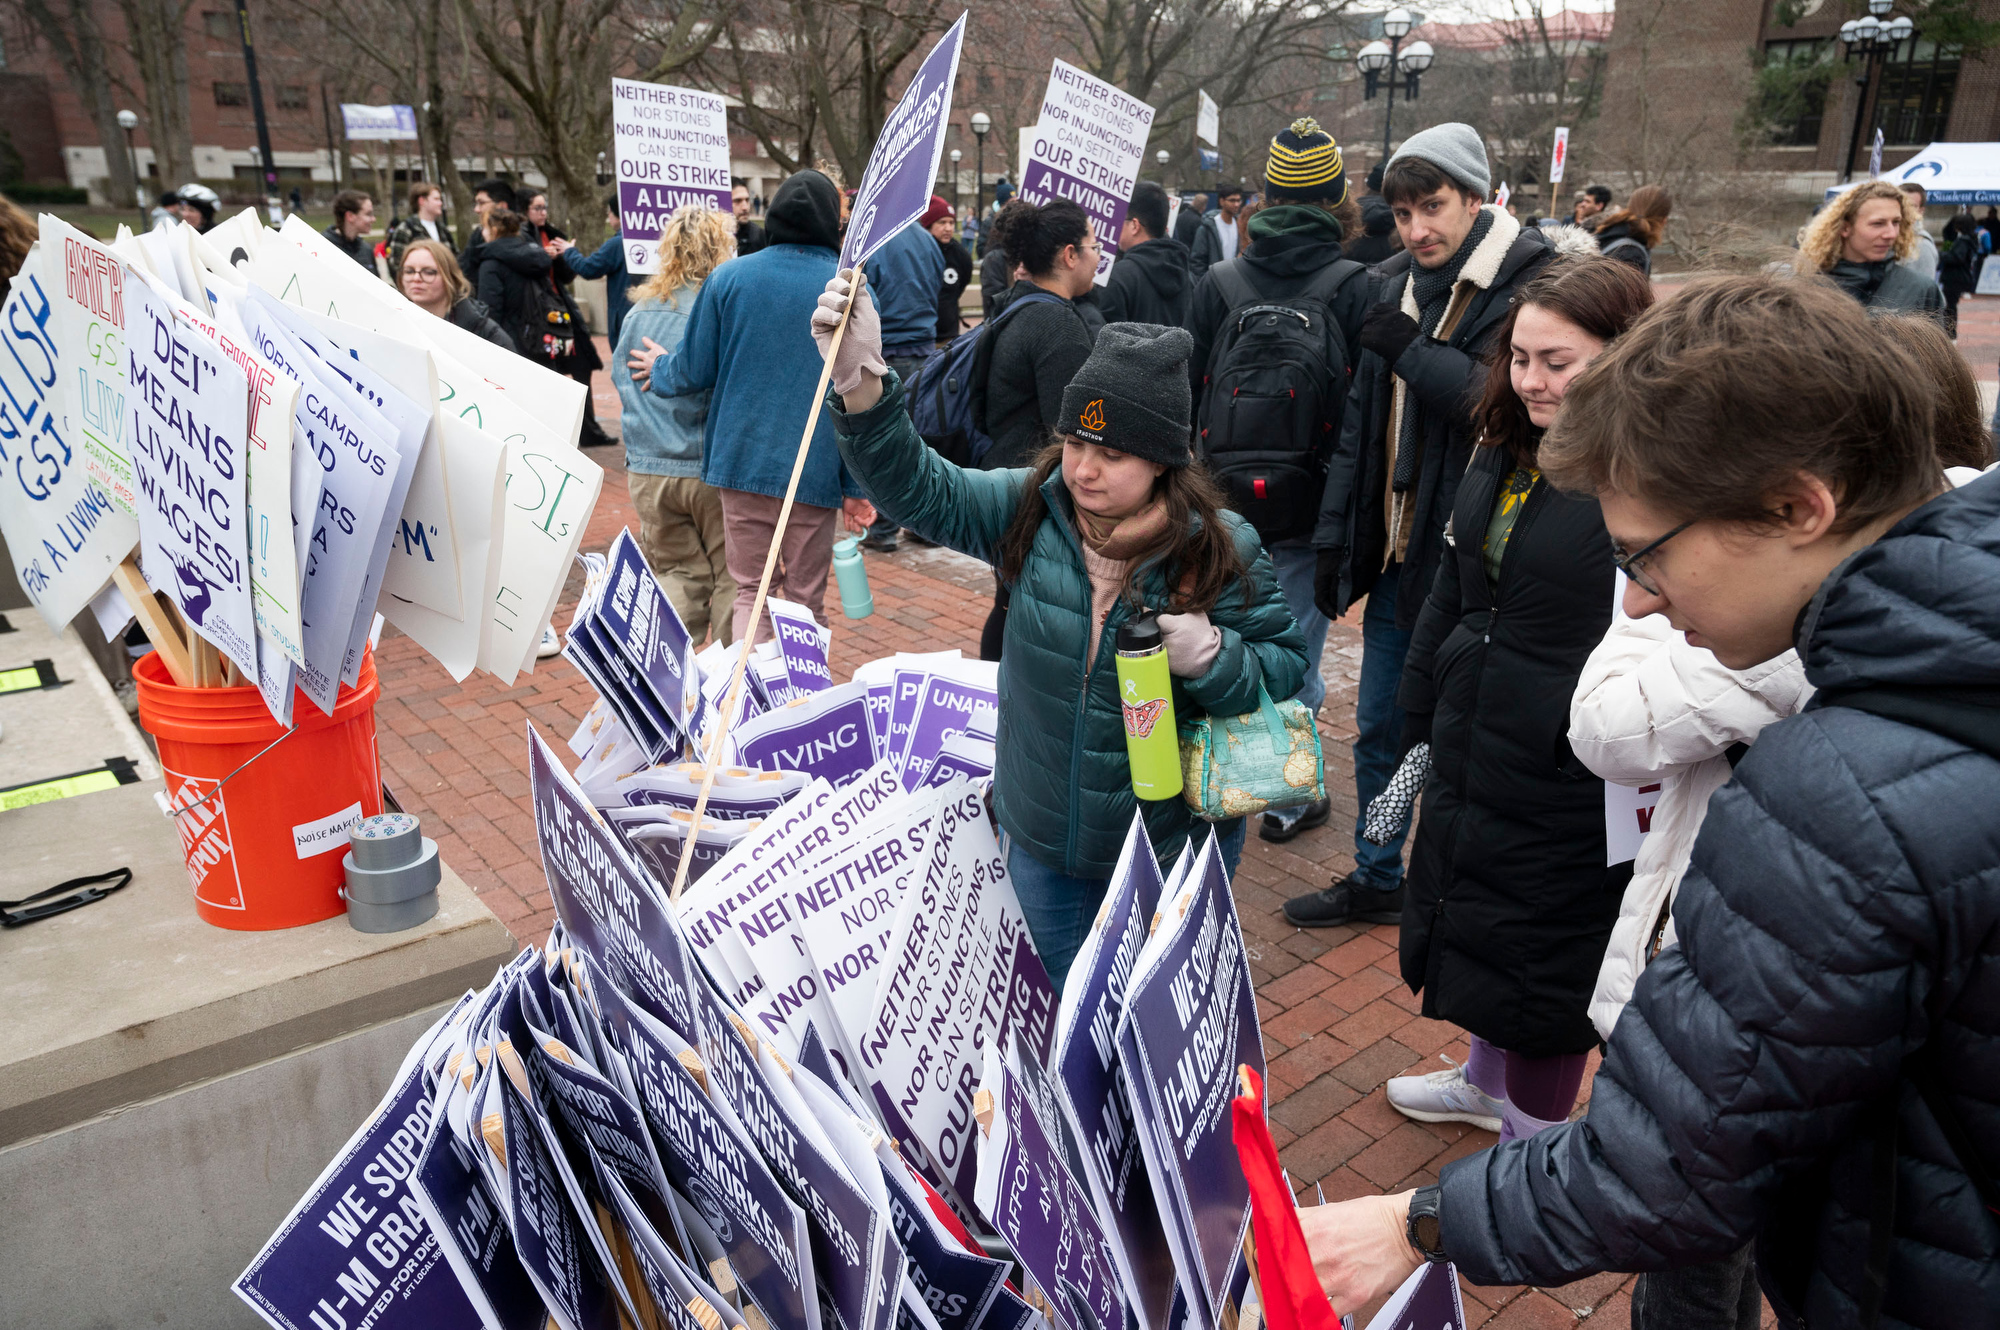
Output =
[
  {"x1": 112, "y1": 556, "x2": 194, "y2": 687},
  {"x1": 667, "y1": 285, "x2": 857, "y2": 906}
]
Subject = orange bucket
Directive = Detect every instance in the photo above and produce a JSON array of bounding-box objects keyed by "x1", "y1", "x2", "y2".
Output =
[{"x1": 133, "y1": 649, "x2": 384, "y2": 930}]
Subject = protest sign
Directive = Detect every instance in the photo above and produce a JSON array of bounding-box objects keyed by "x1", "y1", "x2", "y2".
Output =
[
  {"x1": 408, "y1": 1081, "x2": 548, "y2": 1330},
  {"x1": 922, "y1": 734, "x2": 993, "y2": 790},
  {"x1": 234, "y1": 1027, "x2": 485, "y2": 1330},
  {"x1": 124, "y1": 275, "x2": 259, "y2": 677},
  {"x1": 840, "y1": 13, "x2": 967, "y2": 270},
  {"x1": 876, "y1": 1145, "x2": 1009, "y2": 1330},
  {"x1": 1018, "y1": 61, "x2": 1155, "y2": 284},
  {"x1": 734, "y1": 682, "x2": 878, "y2": 788},
  {"x1": 1050, "y1": 816, "x2": 1176, "y2": 1330},
  {"x1": 612, "y1": 79, "x2": 734, "y2": 274},
  {"x1": 1116, "y1": 835, "x2": 1262, "y2": 1330},
  {"x1": 766, "y1": 597, "x2": 832, "y2": 695},
  {"x1": 858, "y1": 784, "x2": 1057, "y2": 1199},
  {"x1": 1362, "y1": 1262, "x2": 1466, "y2": 1330},
  {"x1": 42, "y1": 216, "x2": 141, "y2": 515},
  {"x1": 0, "y1": 257, "x2": 138, "y2": 631},
  {"x1": 596, "y1": 527, "x2": 709, "y2": 739},
  {"x1": 896, "y1": 674, "x2": 997, "y2": 790},
  {"x1": 374, "y1": 412, "x2": 506, "y2": 682}
]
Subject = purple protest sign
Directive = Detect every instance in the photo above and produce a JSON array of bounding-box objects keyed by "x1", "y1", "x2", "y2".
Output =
[
  {"x1": 733, "y1": 682, "x2": 877, "y2": 787},
  {"x1": 897, "y1": 675, "x2": 998, "y2": 790},
  {"x1": 1364, "y1": 1261, "x2": 1467, "y2": 1330},
  {"x1": 595, "y1": 527, "x2": 710, "y2": 740},
  {"x1": 407, "y1": 1082, "x2": 547, "y2": 1330},
  {"x1": 1017, "y1": 59, "x2": 1155, "y2": 285},
  {"x1": 767, "y1": 596, "x2": 832, "y2": 694},
  {"x1": 839, "y1": 13, "x2": 967, "y2": 270},
  {"x1": 1115, "y1": 835, "x2": 1262, "y2": 1330}
]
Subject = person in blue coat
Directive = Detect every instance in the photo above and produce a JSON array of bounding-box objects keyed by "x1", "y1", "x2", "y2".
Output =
[
  {"x1": 854, "y1": 215, "x2": 947, "y2": 551},
  {"x1": 628, "y1": 170, "x2": 874, "y2": 639},
  {"x1": 552, "y1": 196, "x2": 635, "y2": 347}
]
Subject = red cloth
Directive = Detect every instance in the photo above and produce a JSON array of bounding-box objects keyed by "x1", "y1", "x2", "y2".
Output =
[{"x1": 1232, "y1": 1066, "x2": 1342, "y2": 1330}]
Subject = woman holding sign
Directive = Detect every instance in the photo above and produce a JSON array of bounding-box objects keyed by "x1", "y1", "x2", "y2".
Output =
[{"x1": 813, "y1": 273, "x2": 1308, "y2": 986}]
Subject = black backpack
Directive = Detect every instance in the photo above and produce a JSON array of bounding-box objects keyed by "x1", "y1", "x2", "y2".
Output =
[
  {"x1": 1194, "y1": 257, "x2": 1365, "y2": 542},
  {"x1": 907, "y1": 289, "x2": 1065, "y2": 468}
]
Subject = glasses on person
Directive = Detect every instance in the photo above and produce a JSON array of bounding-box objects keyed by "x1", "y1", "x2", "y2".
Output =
[
  {"x1": 403, "y1": 264, "x2": 442, "y2": 280},
  {"x1": 1612, "y1": 520, "x2": 1692, "y2": 596}
]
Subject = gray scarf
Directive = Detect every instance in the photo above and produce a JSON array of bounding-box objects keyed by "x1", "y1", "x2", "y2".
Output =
[{"x1": 1394, "y1": 208, "x2": 1496, "y2": 492}]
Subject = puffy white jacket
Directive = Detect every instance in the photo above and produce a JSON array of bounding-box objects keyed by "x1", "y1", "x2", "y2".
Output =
[{"x1": 1568, "y1": 613, "x2": 1813, "y2": 1040}]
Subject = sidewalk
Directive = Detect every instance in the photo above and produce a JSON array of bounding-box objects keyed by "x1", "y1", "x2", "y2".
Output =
[{"x1": 368, "y1": 334, "x2": 1808, "y2": 1327}]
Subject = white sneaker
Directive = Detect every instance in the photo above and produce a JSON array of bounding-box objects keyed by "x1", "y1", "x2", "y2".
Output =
[
  {"x1": 1386, "y1": 1056, "x2": 1504, "y2": 1133},
  {"x1": 538, "y1": 626, "x2": 561, "y2": 659}
]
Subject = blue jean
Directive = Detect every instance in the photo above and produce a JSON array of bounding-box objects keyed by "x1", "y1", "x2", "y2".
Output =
[
  {"x1": 1352, "y1": 565, "x2": 1413, "y2": 889},
  {"x1": 1266, "y1": 538, "x2": 1328, "y2": 716},
  {"x1": 1009, "y1": 819, "x2": 1247, "y2": 992}
]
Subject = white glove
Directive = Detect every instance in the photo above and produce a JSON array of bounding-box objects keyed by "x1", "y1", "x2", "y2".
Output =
[
  {"x1": 1363, "y1": 743, "x2": 1430, "y2": 845},
  {"x1": 811, "y1": 268, "x2": 889, "y2": 397},
  {"x1": 1156, "y1": 610, "x2": 1221, "y2": 678}
]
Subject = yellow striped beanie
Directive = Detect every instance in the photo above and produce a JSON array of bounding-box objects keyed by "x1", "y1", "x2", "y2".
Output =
[{"x1": 1265, "y1": 117, "x2": 1347, "y2": 204}]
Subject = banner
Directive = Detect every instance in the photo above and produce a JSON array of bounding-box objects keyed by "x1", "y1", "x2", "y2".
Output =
[
  {"x1": 1548, "y1": 126, "x2": 1570, "y2": 186},
  {"x1": 841, "y1": 13, "x2": 968, "y2": 270},
  {"x1": 611, "y1": 80, "x2": 733, "y2": 275},
  {"x1": 1018, "y1": 60, "x2": 1155, "y2": 284},
  {"x1": 341, "y1": 103, "x2": 420, "y2": 141},
  {"x1": 0, "y1": 255, "x2": 138, "y2": 631}
]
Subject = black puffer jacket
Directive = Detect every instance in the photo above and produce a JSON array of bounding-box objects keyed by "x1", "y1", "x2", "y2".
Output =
[
  {"x1": 476, "y1": 233, "x2": 557, "y2": 361},
  {"x1": 1397, "y1": 443, "x2": 1623, "y2": 1056},
  {"x1": 445, "y1": 297, "x2": 515, "y2": 351},
  {"x1": 1439, "y1": 474, "x2": 2000, "y2": 1327},
  {"x1": 1313, "y1": 208, "x2": 1553, "y2": 627}
]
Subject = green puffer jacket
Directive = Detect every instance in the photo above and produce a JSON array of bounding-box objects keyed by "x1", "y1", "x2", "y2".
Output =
[{"x1": 831, "y1": 372, "x2": 1309, "y2": 878}]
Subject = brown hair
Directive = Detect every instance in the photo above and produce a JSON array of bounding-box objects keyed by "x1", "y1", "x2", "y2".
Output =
[
  {"x1": 1799, "y1": 180, "x2": 1919, "y2": 271},
  {"x1": 397, "y1": 239, "x2": 470, "y2": 307},
  {"x1": 996, "y1": 443, "x2": 1252, "y2": 613},
  {"x1": 486, "y1": 208, "x2": 524, "y2": 239},
  {"x1": 407, "y1": 182, "x2": 441, "y2": 213},
  {"x1": 636, "y1": 203, "x2": 735, "y2": 308},
  {"x1": 1541, "y1": 273, "x2": 1945, "y2": 534},
  {"x1": 1476, "y1": 257, "x2": 1655, "y2": 465},
  {"x1": 0, "y1": 193, "x2": 37, "y2": 290},
  {"x1": 1381, "y1": 155, "x2": 1478, "y2": 207},
  {"x1": 1592, "y1": 184, "x2": 1672, "y2": 250},
  {"x1": 1876, "y1": 312, "x2": 1995, "y2": 470},
  {"x1": 331, "y1": 189, "x2": 371, "y2": 223}
]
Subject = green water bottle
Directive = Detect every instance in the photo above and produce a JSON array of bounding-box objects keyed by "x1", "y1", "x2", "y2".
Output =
[{"x1": 1115, "y1": 616, "x2": 1183, "y2": 801}]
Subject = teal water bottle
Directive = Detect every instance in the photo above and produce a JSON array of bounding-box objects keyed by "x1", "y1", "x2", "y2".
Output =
[
  {"x1": 1115, "y1": 616, "x2": 1183, "y2": 801},
  {"x1": 832, "y1": 536, "x2": 874, "y2": 619}
]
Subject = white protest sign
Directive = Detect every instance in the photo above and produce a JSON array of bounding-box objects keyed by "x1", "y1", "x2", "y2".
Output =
[
  {"x1": 1196, "y1": 90, "x2": 1219, "y2": 148},
  {"x1": 0, "y1": 253, "x2": 138, "y2": 630},
  {"x1": 612, "y1": 79, "x2": 733, "y2": 275},
  {"x1": 42, "y1": 215, "x2": 142, "y2": 515},
  {"x1": 124, "y1": 275, "x2": 259, "y2": 676},
  {"x1": 1549, "y1": 126, "x2": 1570, "y2": 185},
  {"x1": 1019, "y1": 60, "x2": 1155, "y2": 284},
  {"x1": 376, "y1": 414, "x2": 506, "y2": 681}
]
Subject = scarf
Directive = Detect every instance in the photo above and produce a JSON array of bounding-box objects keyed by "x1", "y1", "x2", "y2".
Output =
[
  {"x1": 1394, "y1": 207, "x2": 1497, "y2": 493},
  {"x1": 1074, "y1": 499, "x2": 1170, "y2": 562}
]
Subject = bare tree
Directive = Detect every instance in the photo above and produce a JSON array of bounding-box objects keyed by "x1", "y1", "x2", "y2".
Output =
[
  {"x1": 6, "y1": 0, "x2": 139, "y2": 203},
  {"x1": 114, "y1": 0, "x2": 198, "y2": 188}
]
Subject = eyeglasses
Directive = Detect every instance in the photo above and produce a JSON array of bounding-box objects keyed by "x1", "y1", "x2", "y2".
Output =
[
  {"x1": 1612, "y1": 520, "x2": 1692, "y2": 596},
  {"x1": 403, "y1": 266, "x2": 442, "y2": 279}
]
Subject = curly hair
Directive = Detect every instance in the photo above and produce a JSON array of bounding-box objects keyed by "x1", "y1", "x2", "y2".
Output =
[
  {"x1": 636, "y1": 204, "x2": 736, "y2": 307},
  {"x1": 1799, "y1": 180, "x2": 1918, "y2": 272}
]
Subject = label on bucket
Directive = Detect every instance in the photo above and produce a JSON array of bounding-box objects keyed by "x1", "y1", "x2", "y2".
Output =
[
  {"x1": 164, "y1": 767, "x2": 244, "y2": 911},
  {"x1": 293, "y1": 801, "x2": 364, "y2": 860}
]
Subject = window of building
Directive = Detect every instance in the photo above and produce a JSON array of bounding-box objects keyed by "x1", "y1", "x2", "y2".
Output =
[
  {"x1": 1872, "y1": 38, "x2": 1958, "y2": 145},
  {"x1": 276, "y1": 85, "x2": 308, "y2": 110},
  {"x1": 1756, "y1": 38, "x2": 1835, "y2": 148},
  {"x1": 202, "y1": 10, "x2": 235, "y2": 40},
  {"x1": 213, "y1": 81, "x2": 249, "y2": 107}
]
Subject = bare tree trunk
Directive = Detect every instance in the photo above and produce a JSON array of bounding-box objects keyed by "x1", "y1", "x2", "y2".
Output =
[
  {"x1": 13, "y1": 0, "x2": 139, "y2": 204},
  {"x1": 116, "y1": 0, "x2": 197, "y2": 187}
]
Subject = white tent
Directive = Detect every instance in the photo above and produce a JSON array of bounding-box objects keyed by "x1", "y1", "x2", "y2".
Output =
[{"x1": 1825, "y1": 142, "x2": 2000, "y2": 205}]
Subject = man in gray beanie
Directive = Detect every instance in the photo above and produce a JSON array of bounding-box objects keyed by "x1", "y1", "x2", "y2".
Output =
[{"x1": 1287, "y1": 122, "x2": 1553, "y2": 963}]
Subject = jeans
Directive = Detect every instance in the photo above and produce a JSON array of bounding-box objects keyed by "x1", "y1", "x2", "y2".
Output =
[
  {"x1": 1631, "y1": 1245, "x2": 1761, "y2": 1330},
  {"x1": 867, "y1": 352, "x2": 933, "y2": 542},
  {"x1": 1266, "y1": 538, "x2": 1329, "y2": 716},
  {"x1": 1009, "y1": 819, "x2": 1247, "y2": 991},
  {"x1": 1352, "y1": 564, "x2": 1414, "y2": 889}
]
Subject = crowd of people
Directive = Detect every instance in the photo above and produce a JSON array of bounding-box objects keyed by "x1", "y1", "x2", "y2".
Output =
[{"x1": 81, "y1": 118, "x2": 1997, "y2": 1327}]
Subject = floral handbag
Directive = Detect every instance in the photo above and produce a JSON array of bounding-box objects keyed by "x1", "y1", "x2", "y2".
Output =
[{"x1": 1178, "y1": 683, "x2": 1325, "y2": 822}]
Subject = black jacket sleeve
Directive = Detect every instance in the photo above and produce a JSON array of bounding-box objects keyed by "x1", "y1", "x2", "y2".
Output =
[
  {"x1": 1394, "y1": 517, "x2": 1461, "y2": 747},
  {"x1": 1031, "y1": 310, "x2": 1094, "y2": 431},
  {"x1": 1184, "y1": 271, "x2": 1223, "y2": 410},
  {"x1": 476, "y1": 260, "x2": 504, "y2": 316},
  {"x1": 1390, "y1": 328, "x2": 1488, "y2": 424},
  {"x1": 1313, "y1": 359, "x2": 1371, "y2": 553}
]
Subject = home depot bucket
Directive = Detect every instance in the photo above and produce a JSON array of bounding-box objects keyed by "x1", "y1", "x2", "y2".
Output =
[{"x1": 133, "y1": 650, "x2": 384, "y2": 930}]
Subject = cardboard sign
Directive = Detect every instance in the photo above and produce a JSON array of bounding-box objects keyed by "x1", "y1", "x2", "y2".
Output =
[
  {"x1": 1116, "y1": 836, "x2": 1262, "y2": 1330},
  {"x1": 234, "y1": 1029, "x2": 487, "y2": 1330},
  {"x1": 42, "y1": 216, "x2": 142, "y2": 515},
  {"x1": 1050, "y1": 816, "x2": 1176, "y2": 1330},
  {"x1": 839, "y1": 14, "x2": 967, "y2": 270},
  {"x1": 858, "y1": 785, "x2": 1057, "y2": 1199},
  {"x1": 734, "y1": 682, "x2": 878, "y2": 788},
  {"x1": 124, "y1": 275, "x2": 259, "y2": 676},
  {"x1": 0, "y1": 258, "x2": 138, "y2": 631},
  {"x1": 1018, "y1": 61, "x2": 1155, "y2": 284},
  {"x1": 493, "y1": 1060, "x2": 628, "y2": 1330},
  {"x1": 612, "y1": 80, "x2": 734, "y2": 274}
]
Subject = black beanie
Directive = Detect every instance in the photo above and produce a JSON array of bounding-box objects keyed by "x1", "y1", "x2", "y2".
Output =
[
  {"x1": 1058, "y1": 323, "x2": 1194, "y2": 468},
  {"x1": 765, "y1": 170, "x2": 841, "y2": 251}
]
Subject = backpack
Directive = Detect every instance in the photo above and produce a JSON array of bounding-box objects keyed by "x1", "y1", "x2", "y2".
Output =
[
  {"x1": 1194, "y1": 257, "x2": 1365, "y2": 542},
  {"x1": 525, "y1": 269, "x2": 581, "y2": 363},
  {"x1": 1597, "y1": 235, "x2": 1652, "y2": 276},
  {"x1": 908, "y1": 289, "x2": 1064, "y2": 467}
]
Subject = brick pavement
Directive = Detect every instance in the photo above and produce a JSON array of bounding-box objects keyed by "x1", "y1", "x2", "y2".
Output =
[{"x1": 367, "y1": 332, "x2": 1807, "y2": 1328}]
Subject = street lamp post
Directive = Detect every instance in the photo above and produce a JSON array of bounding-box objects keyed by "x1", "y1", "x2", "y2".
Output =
[
  {"x1": 970, "y1": 111, "x2": 992, "y2": 232},
  {"x1": 1839, "y1": 0, "x2": 1916, "y2": 183},
  {"x1": 1355, "y1": 8, "x2": 1433, "y2": 164},
  {"x1": 948, "y1": 148, "x2": 963, "y2": 212},
  {"x1": 116, "y1": 108, "x2": 145, "y2": 230},
  {"x1": 1155, "y1": 147, "x2": 1171, "y2": 185}
]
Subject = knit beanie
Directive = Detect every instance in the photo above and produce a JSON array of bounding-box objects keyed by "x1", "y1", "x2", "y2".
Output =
[
  {"x1": 764, "y1": 170, "x2": 841, "y2": 250},
  {"x1": 1387, "y1": 123, "x2": 1490, "y2": 199},
  {"x1": 918, "y1": 195, "x2": 954, "y2": 228},
  {"x1": 1058, "y1": 323, "x2": 1195, "y2": 468},
  {"x1": 1264, "y1": 118, "x2": 1347, "y2": 205}
]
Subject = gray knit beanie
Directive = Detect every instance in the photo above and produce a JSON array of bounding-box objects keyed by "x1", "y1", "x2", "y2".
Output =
[
  {"x1": 1387, "y1": 123, "x2": 1490, "y2": 199},
  {"x1": 1059, "y1": 323, "x2": 1194, "y2": 468}
]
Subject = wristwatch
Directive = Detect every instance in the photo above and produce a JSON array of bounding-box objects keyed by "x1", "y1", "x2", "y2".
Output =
[{"x1": 1405, "y1": 1185, "x2": 1447, "y2": 1263}]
